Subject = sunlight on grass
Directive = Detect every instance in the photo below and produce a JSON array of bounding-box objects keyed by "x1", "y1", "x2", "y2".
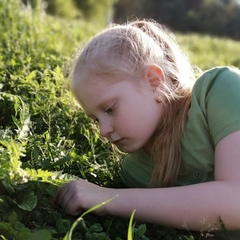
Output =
[{"x1": 177, "y1": 33, "x2": 240, "y2": 70}]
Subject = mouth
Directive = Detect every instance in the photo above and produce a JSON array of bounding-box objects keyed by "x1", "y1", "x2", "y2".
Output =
[{"x1": 112, "y1": 138, "x2": 124, "y2": 146}]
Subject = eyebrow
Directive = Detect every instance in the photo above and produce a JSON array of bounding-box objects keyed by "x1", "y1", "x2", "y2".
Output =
[{"x1": 85, "y1": 95, "x2": 117, "y2": 119}]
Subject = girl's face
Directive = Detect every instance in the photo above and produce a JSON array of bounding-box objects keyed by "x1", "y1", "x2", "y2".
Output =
[{"x1": 76, "y1": 75, "x2": 164, "y2": 153}]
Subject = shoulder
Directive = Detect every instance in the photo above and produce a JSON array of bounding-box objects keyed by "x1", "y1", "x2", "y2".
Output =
[
  {"x1": 193, "y1": 66, "x2": 240, "y2": 94},
  {"x1": 191, "y1": 66, "x2": 240, "y2": 111},
  {"x1": 191, "y1": 66, "x2": 240, "y2": 144}
]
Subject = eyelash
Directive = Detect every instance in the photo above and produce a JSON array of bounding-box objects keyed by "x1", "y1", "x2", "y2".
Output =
[
  {"x1": 92, "y1": 103, "x2": 116, "y2": 123},
  {"x1": 104, "y1": 104, "x2": 115, "y2": 114}
]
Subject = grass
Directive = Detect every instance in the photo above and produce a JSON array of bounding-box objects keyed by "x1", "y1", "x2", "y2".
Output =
[{"x1": 177, "y1": 33, "x2": 240, "y2": 70}]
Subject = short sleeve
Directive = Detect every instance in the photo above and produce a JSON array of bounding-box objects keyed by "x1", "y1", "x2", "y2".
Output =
[{"x1": 196, "y1": 67, "x2": 240, "y2": 145}]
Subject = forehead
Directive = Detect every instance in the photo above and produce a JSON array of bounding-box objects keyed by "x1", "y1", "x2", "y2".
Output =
[
  {"x1": 75, "y1": 73, "x2": 116, "y2": 95},
  {"x1": 73, "y1": 75, "x2": 120, "y2": 112},
  {"x1": 73, "y1": 71, "x2": 134, "y2": 98},
  {"x1": 72, "y1": 71, "x2": 148, "y2": 111}
]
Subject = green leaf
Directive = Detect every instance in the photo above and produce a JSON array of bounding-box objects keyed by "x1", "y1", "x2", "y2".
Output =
[
  {"x1": 0, "y1": 221, "x2": 17, "y2": 239},
  {"x1": 7, "y1": 211, "x2": 18, "y2": 225},
  {"x1": 17, "y1": 229, "x2": 33, "y2": 240},
  {"x1": 88, "y1": 223, "x2": 103, "y2": 233},
  {"x1": 2, "y1": 182, "x2": 15, "y2": 194},
  {"x1": 32, "y1": 229, "x2": 52, "y2": 240},
  {"x1": 17, "y1": 191, "x2": 37, "y2": 211},
  {"x1": 42, "y1": 155, "x2": 71, "y2": 170},
  {"x1": 56, "y1": 219, "x2": 71, "y2": 234},
  {"x1": 136, "y1": 224, "x2": 146, "y2": 237}
]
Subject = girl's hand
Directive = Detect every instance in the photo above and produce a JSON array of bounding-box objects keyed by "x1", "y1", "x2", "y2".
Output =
[{"x1": 51, "y1": 179, "x2": 112, "y2": 216}]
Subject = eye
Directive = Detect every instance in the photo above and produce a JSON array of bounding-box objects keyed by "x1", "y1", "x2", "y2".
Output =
[
  {"x1": 104, "y1": 103, "x2": 116, "y2": 114},
  {"x1": 105, "y1": 107, "x2": 113, "y2": 113}
]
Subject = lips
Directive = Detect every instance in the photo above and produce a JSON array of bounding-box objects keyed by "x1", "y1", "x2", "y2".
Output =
[{"x1": 112, "y1": 138, "x2": 124, "y2": 145}]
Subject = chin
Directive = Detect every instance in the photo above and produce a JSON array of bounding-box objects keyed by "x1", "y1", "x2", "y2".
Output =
[{"x1": 119, "y1": 145, "x2": 142, "y2": 153}]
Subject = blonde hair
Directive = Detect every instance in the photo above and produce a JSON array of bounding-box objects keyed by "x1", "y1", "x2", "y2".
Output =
[{"x1": 72, "y1": 19, "x2": 196, "y2": 187}]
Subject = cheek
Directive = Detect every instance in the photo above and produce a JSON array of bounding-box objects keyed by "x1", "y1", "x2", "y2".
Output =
[
  {"x1": 113, "y1": 108, "x2": 137, "y2": 134},
  {"x1": 115, "y1": 107, "x2": 145, "y2": 133},
  {"x1": 115, "y1": 93, "x2": 161, "y2": 133},
  {"x1": 115, "y1": 114, "x2": 134, "y2": 131}
]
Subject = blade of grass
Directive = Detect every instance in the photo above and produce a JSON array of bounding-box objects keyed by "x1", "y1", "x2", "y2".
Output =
[
  {"x1": 63, "y1": 195, "x2": 118, "y2": 240},
  {"x1": 128, "y1": 209, "x2": 136, "y2": 240}
]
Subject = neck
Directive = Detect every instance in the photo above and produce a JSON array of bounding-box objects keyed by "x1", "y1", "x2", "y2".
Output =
[{"x1": 143, "y1": 138, "x2": 155, "y2": 155}]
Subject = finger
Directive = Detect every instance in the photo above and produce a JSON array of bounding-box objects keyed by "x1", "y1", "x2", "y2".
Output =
[
  {"x1": 51, "y1": 184, "x2": 69, "y2": 209},
  {"x1": 51, "y1": 186, "x2": 62, "y2": 209},
  {"x1": 64, "y1": 195, "x2": 83, "y2": 216},
  {"x1": 61, "y1": 189, "x2": 73, "y2": 210}
]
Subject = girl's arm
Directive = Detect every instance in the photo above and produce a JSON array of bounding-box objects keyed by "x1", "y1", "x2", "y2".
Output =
[{"x1": 52, "y1": 130, "x2": 240, "y2": 231}]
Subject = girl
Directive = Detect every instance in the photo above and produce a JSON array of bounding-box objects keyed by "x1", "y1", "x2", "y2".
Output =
[{"x1": 52, "y1": 20, "x2": 240, "y2": 239}]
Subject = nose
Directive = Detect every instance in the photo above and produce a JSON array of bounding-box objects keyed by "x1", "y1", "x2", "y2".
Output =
[{"x1": 99, "y1": 119, "x2": 114, "y2": 138}]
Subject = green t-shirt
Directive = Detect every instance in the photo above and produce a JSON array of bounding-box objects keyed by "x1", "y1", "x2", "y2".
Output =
[{"x1": 120, "y1": 66, "x2": 240, "y2": 239}]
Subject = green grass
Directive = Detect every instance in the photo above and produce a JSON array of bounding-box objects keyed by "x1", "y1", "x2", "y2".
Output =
[
  {"x1": 0, "y1": 1, "x2": 239, "y2": 239},
  {"x1": 177, "y1": 33, "x2": 240, "y2": 70}
]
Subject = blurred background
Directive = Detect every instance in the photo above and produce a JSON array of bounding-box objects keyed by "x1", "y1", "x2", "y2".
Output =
[{"x1": 22, "y1": 0, "x2": 240, "y2": 40}]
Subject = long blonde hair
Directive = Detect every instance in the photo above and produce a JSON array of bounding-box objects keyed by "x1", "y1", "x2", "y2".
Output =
[{"x1": 72, "y1": 19, "x2": 196, "y2": 187}]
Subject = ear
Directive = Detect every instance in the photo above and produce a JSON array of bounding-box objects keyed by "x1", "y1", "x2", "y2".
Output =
[{"x1": 144, "y1": 65, "x2": 165, "y2": 90}]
